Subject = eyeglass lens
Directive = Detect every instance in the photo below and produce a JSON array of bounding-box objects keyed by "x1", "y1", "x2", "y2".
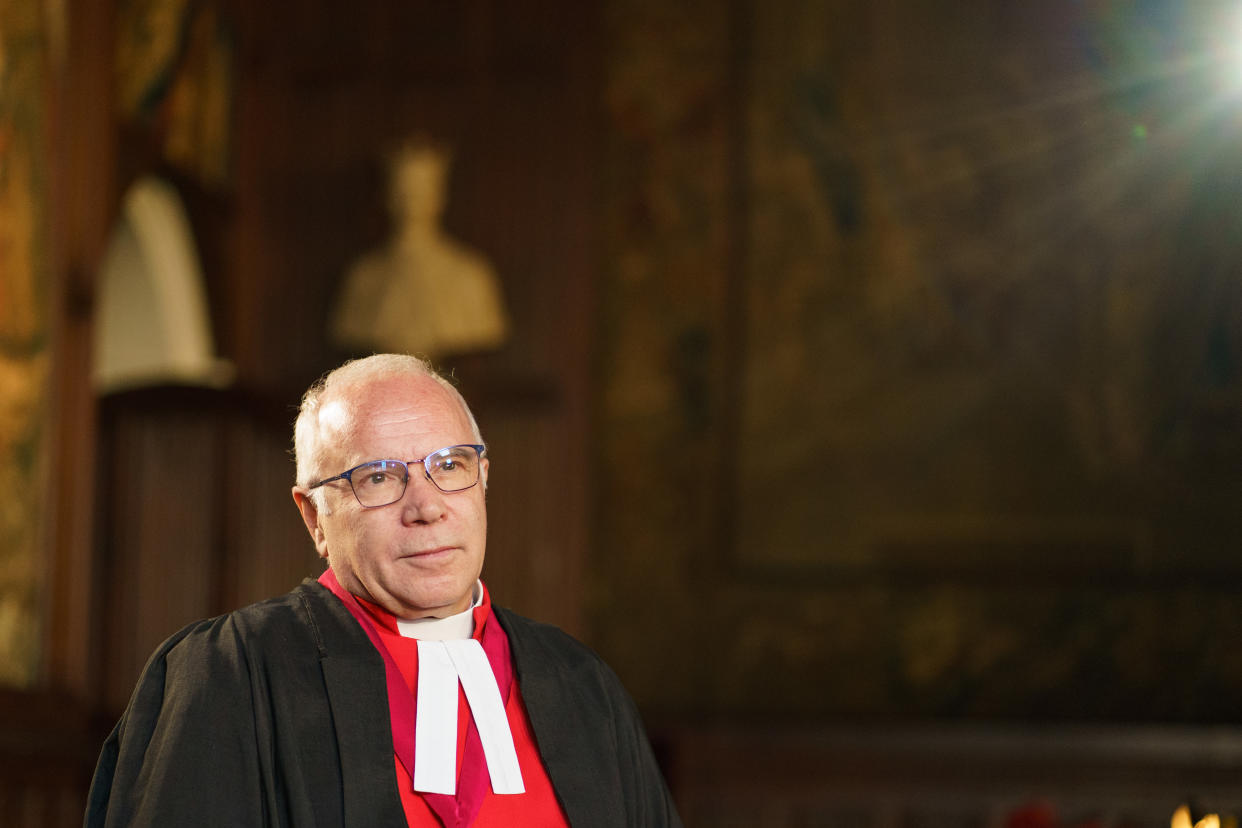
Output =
[{"x1": 349, "y1": 446, "x2": 481, "y2": 507}]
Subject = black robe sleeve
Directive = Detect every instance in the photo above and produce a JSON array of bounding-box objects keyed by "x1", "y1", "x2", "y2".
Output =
[
  {"x1": 83, "y1": 616, "x2": 270, "y2": 826},
  {"x1": 83, "y1": 585, "x2": 388, "y2": 828}
]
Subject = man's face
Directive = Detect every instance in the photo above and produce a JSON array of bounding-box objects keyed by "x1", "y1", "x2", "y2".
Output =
[{"x1": 294, "y1": 374, "x2": 488, "y2": 619}]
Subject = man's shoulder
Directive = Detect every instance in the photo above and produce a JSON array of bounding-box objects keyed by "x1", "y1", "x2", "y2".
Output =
[
  {"x1": 493, "y1": 606, "x2": 616, "y2": 677},
  {"x1": 228, "y1": 578, "x2": 330, "y2": 628},
  {"x1": 492, "y1": 606, "x2": 587, "y2": 650},
  {"x1": 156, "y1": 579, "x2": 349, "y2": 664}
]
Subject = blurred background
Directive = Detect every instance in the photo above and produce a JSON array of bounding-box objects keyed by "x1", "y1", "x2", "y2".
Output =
[{"x1": 4, "y1": 0, "x2": 1242, "y2": 825}]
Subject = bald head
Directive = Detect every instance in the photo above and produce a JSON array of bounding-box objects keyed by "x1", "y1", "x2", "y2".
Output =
[{"x1": 294, "y1": 354, "x2": 483, "y2": 501}]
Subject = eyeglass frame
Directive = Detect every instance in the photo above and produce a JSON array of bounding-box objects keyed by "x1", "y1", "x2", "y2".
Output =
[{"x1": 306, "y1": 444, "x2": 487, "y2": 508}]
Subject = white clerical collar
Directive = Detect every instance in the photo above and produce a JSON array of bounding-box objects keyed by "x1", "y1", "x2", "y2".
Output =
[
  {"x1": 395, "y1": 580, "x2": 483, "y2": 641},
  {"x1": 393, "y1": 581, "x2": 524, "y2": 796}
]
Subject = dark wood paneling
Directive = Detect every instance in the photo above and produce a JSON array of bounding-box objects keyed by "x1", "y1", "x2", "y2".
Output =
[
  {"x1": 45, "y1": 0, "x2": 117, "y2": 704},
  {"x1": 671, "y1": 723, "x2": 1242, "y2": 828},
  {"x1": 95, "y1": 387, "x2": 318, "y2": 714},
  {"x1": 0, "y1": 689, "x2": 104, "y2": 828}
]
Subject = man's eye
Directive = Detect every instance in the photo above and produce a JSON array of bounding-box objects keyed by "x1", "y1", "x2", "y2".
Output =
[
  {"x1": 360, "y1": 465, "x2": 402, "y2": 486},
  {"x1": 439, "y1": 459, "x2": 459, "y2": 472}
]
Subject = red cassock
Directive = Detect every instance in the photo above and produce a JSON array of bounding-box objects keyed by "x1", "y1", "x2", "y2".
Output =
[{"x1": 321, "y1": 570, "x2": 570, "y2": 828}]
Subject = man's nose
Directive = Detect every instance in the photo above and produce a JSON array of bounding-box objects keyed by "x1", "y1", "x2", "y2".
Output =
[{"x1": 400, "y1": 472, "x2": 446, "y2": 523}]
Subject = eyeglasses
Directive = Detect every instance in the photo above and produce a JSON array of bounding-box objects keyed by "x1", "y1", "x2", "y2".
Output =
[{"x1": 308, "y1": 444, "x2": 486, "y2": 508}]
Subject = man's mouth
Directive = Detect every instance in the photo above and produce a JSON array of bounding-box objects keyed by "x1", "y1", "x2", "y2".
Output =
[{"x1": 405, "y1": 546, "x2": 456, "y2": 559}]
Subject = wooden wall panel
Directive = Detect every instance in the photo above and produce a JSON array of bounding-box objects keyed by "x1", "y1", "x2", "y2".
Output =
[
  {"x1": 0, "y1": 689, "x2": 101, "y2": 828},
  {"x1": 222, "y1": 413, "x2": 322, "y2": 610},
  {"x1": 96, "y1": 389, "x2": 320, "y2": 715},
  {"x1": 99, "y1": 400, "x2": 220, "y2": 709},
  {"x1": 671, "y1": 723, "x2": 1242, "y2": 828}
]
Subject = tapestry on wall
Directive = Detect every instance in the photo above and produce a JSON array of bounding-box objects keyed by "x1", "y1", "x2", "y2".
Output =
[
  {"x1": 598, "y1": 0, "x2": 1242, "y2": 721},
  {"x1": 734, "y1": 0, "x2": 1242, "y2": 718},
  {"x1": 0, "y1": 0, "x2": 54, "y2": 688}
]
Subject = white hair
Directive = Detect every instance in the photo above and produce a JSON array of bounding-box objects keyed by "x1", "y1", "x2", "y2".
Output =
[{"x1": 294, "y1": 354, "x2": 484, "y2": 510}]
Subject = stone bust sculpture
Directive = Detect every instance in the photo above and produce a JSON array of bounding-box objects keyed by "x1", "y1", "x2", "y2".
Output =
[{"x1": 331, "y1": 139, "x2": 509, "y2": 360}]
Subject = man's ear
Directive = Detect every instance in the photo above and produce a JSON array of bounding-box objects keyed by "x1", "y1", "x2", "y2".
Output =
[
  {"x1": 292, "y1": 488, "x2": 330, "y2": 559},
  {"x1": 480, "y1": 457, "x2": 489, "y2": 492}
]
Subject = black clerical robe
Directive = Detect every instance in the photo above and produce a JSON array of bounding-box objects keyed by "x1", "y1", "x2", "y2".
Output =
[{"x1": 84, "y1": 580, "x2": 682, "y2": 828}]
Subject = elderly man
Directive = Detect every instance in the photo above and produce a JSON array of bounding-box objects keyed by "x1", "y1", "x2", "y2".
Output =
[{"x1": 85, "y1": 354, "x2": 681, "y2": 827}]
